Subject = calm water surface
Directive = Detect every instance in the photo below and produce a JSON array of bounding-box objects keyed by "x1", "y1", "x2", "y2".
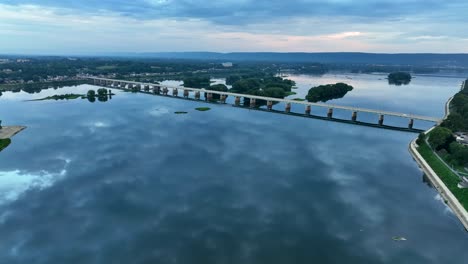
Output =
[{"x1": 0, "y1": 74, "x2": 467, "y2": 263}]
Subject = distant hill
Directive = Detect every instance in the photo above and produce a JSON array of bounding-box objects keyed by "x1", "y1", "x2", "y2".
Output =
[{"x1": 116, "y1": 52, "x2": 468, "y2": 67}]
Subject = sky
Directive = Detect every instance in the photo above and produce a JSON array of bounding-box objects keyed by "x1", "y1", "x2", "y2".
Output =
[{"x1": 0, "y1": 0, "x2": 467, "y2": 54}]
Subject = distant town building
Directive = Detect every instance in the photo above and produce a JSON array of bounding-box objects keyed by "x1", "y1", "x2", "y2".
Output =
[
  {"x1": 16, "y1": 59, "x2": 30, "y2": 63},
  {"x1": 222, "y1": 62, "x2": 233, "y2": 67}
]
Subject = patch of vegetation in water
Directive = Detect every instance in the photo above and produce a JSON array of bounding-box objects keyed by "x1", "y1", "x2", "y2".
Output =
[
  {"x1": 195, "y1": 107, "x2": 211, "y2": 111},
  {"x1": 388, "y1": 72, "x2": 412, "y2": 85},
  {"x1": 29, "y1": 94, "x2": 84, "y2": 101},
  {"x1": 0, "y1": 138, "x2": 11, "y2": 152},
  {"x1": 285, "y1": 91, "x2": 297, "y2": 96},
  {"x1": 293, "y1": 98, "x2": 306, "y2": 101},
  {"x1": 174, "y1": 111, "x2": 188, "y2": 114},
  {"x1": 306, "y1": 83, "x2": 353, "y2": 103}
]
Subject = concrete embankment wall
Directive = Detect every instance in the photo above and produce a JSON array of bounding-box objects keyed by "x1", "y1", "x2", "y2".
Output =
[
  {"x1": 407, "y1": 81, "x2": 468, "y2": 231},
  {"x1": 409, "y1": 140, "x2": 468, "y2": 231}
]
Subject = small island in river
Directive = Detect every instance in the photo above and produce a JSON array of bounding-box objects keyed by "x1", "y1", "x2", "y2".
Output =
[
  {"x1": 29, "y1": 94, "x2": 84, "y2": 101},
  {"x1": 388, "y1": 72, "x2": 412, "y2": 85},
  {"x1": 305, "y1": 83, "x2": 354, "y2": 103}
]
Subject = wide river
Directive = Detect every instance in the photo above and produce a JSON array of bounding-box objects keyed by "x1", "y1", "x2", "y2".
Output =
[{"x1": 0, "y1": 73, "x2": 467, "y2": 263}]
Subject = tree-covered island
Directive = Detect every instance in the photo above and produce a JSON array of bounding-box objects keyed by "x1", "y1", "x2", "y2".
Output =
[
  {"x1": 305, "y1": 83, "x2": 354, "y2": 103},
  {"x1": 388, "y1": 72, "x2": 412, "y2": 85},
  {"x1": 229, "y1": 75, "x2": 295, "y2": 105}
]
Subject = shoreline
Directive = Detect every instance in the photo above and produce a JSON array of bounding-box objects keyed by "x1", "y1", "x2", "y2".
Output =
[
  {"x1": 408, "y1": 80, "x2": 468, "y2": 231},
  {"x1": 0, "y1": 126, "x2": 26, "y2": 139},
  {"x1": 409, "y1": 139, "x2": 468, "y2": 231}
]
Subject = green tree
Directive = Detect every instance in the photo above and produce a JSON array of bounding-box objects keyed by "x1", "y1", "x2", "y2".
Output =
[
  {"x1": 263, "y1": 87, "x2": 286, "y2": 98},
  {"x1": 97, "y1": 88, "x2": 108, "y2": 96},
  {"x1": 87, "y1": 90, "x2": 96, "y2": 98},
  {"x1": 388, "y1": 72, "x2": 412, "y2": 85},
  {"x1": 306, "y1": 83, "x2": 353, "y2": 103},
  {"x1": 428, "y1": 127, "x2": 454, "y2": 150},
  {"x1": 416, "y1": 132, "x2": 426, "y2": 145},
  {"x1": 208, "y1": 84, "x2": 228, "y2": 99}
]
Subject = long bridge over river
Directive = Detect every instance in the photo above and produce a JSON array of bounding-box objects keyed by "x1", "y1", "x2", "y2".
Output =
[{"x1": 86, "y1": 77, "x2": 442, "y2": 133}]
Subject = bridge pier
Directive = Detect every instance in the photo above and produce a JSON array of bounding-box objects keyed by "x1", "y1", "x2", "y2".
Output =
[
  {"x1": 235, "y1": 96, "x2": 241, "y2": 106},
  {"x1": 162, "y1": 87, "x2": 168, "y2": 95},
  {"x1": 249, "y1": 98, "x2": 256, "y2": 108},
  {"x1": 408, "y1": 119, "x2": 414, "y2": 129},
  {"x1": 207, "y1": 93, "x2": 213, "y2": 101},
  {"x1": 183, "y1": 89, "x2": 189, "y2": 98},
  {"x1": 220, "y1": 94, "x2": 227, "y2": 103},
  {"x1": 267, "y1": 101, "x2": 273, "y2": 110},
  {"x1": 378, "y1": 114, "x2": 384, "y2": 126},
  {"x1": 305, "y1": 105, "x2": 311, "y2": 115},
  {"x1": 327, "y1": 108, "x2": 333, "y2": 118},
  {"x1": 144, "y1": 85, "x2": 150, "y2": 91},
  {"x1": 285, "y1": 103, "x2": 291, "y2": 113},
  {"x1": 195, "y1": 91, "x2": 200, "y2": 100},
  {"x1": 172, "y1": 88, "x2": 178, "y2": 97},
  {"x1": 153, "y1": 86, "x2": 160, "y2": 94},
  {"x1": 352, "y1": 111, "x2": 358, "y2": 121}
]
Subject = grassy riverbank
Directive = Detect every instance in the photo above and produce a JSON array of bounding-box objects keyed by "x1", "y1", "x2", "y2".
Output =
[
  {"x1": 417, "y1": 140, "x2": 468, "y2": 210},
  {"x1": 0, "y1": 138, "x2": 11, "y2": 152}
]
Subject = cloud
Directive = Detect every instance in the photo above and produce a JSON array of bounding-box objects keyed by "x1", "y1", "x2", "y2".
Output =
[
  {"x1": 0, "y1": 168, "x2": 67, "y2": 206},
  {"x1": 3, "y1": 0, "x2": 467, "y2": 25},
  {"x1": 0, "y1": 1, "x2": 468, "y2": 53}
]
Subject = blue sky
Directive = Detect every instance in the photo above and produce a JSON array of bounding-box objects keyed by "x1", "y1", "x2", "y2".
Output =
[{"x1": 0, "y1": 0, "x2": 467, "y2": 54}]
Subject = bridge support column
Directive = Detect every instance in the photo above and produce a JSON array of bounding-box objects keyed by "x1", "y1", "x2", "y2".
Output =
[
  {"x1": 378, "y1": 114, "x2": 384, "y2": 125},
  {"x1": 249, "y1": 98, "x2": 256, "y2": 108},
  {"x1": 327, "y1": 108, "x2": 333, "y2": 118},
  {"x1": 113, "y1": 81, "x2": 117, "y2": 87},
  {"x1": 285, "y1": 103, "x2": 291, "y2": 113},
  {"x1": 352, "y1": 111, "x2": 358, "y2": 121},
  {"x1": 144, "y1": 85, "x2": 150, "y2": 91},
  {"x1": 267, "y1": 101, "x2": 273, "y2": 110},
  {"x1": 207, "y1": 93, "x2": 213, "y2": 101},
  {"x1": 94, "y1": 79, "x2": 98, "y2": 85},
  {"x1": 220, "y1": 94, "x2": 226, "y2": 103},
  {"x1": 195, "y1": 91, "x2": 200, "y2": 100},
  {"x1": 235, "y1": 96, "x2": 241, "y2": 106},
  {"x1": 183, "y1": 89, "x2": 189, "y2": 98},
  {"x1": 153, "y1": 86, "x2": 160, "y2": 94},
  {"x1": 408, "y1": 119, "x2": 414, "y2": 129},
  {"x1": 136, "y1": 84, "x2": 142, "y2": 91},
  {"x1": 162, "y1": 87, "x2": 168, "y2": 95},
  {"x1": 173, "y1": 88, "x2": 178, "y2": 96},
  {"x1": 305, "y1": 105, "x2": 311, "y2": 115}
]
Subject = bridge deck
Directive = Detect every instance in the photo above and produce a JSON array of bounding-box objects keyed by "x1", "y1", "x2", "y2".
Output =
[{"x1": 87, "y1": 77, "x2": 441, "y2": 123}]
